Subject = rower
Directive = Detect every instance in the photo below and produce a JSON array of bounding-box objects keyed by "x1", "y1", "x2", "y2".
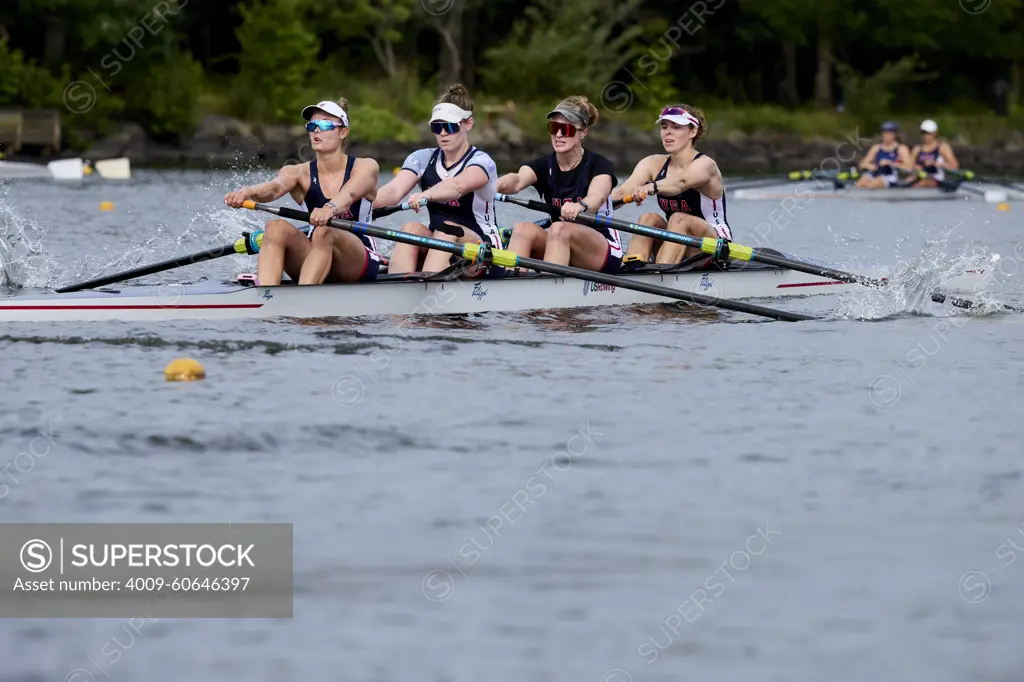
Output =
[
  {"x1": 372, "y1": 84, "x2": 499, "y2": 275},
  {"x1": 909, "y1": 119, "x2": 959, "y2": 188},
  {"x1": 495, "y1": 95, "x2": 620, "y2": 273},
  {"x1": 611, "y1": 104, "x2": 732, "y2": 267},
  {"x1": 223, "y1": 98, "x2": 380, "y2": 286},
  {"x1": 855, "y1": 121, "x2": 911, "y2": 189}
]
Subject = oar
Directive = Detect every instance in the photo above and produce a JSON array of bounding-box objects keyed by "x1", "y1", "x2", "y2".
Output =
[
  {"x1": 55, "y1": 229, "x2": 274, "y2": 293},
  {"x1": 240, "y1": 200, "x2": 813, "y2": 322},
  {"x1": 495, "y1": 193, "x2": 1015, "y2": 312},
  {"x1": 372, "y1": 199, "x2": 425, "y2": 219}
]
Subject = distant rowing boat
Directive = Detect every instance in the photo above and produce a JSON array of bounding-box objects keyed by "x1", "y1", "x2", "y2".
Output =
[
  {"x1": 0, "y1": 260, "x2": 991, "y2": 323},
  {"x1": 732, "y1": 185, "x2": 970, "y2": 201},
  {"x1": 0, "y1": 158, "x2": 131, "y2": 181}
]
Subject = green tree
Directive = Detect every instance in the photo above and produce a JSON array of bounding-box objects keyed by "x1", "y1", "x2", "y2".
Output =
[
  {"x1": 480, "y1": 0, "x2": 647, "y2": 102},
  {"x1": 233, "y1": 0, "x2": 320, "y2": 123},
  {"x1": 313, "y1": 0, "x2": 418, "y2": 78}
]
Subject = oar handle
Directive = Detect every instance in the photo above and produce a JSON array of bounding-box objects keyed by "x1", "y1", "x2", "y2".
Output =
[{"x1": 371, "y1": 198, "x2": 428, "y2": 219}]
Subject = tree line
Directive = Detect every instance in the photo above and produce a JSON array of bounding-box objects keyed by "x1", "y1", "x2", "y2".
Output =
[{"x1": 1, "y1": 0, "x2": 1022, "y2": 143}]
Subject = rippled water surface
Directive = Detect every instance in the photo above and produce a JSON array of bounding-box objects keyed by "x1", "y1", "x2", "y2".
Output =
[{"x1": 1, "y1": 170, "x2": 1024, "y2": 682}]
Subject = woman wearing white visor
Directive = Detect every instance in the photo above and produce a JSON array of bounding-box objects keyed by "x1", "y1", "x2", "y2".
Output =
[
  {"x1": 909, "y1": 119, "x2": 959, "y2": 187},
  {"x1": 611, "y1": 104, "x2": 732, "y2": 266},
  {"x1": 374, "y1": 84, "x2": 500, "y2": 274},
  {"x1": 223, "y1": 98, "x2": 381, "y2": 285}
]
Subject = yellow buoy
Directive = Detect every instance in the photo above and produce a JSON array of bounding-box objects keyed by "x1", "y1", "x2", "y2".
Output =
[
  {"x1": 164, "y1": 358, "x2": 206, "y2": 382},
  {"x1": 99, "y1": 201, "x2": 115, "y2": 212},
  {"x1": 997, "y1": 202, "x2": 1011, "y2": 212},
  {"x1": 84, "y1": 165, "x2": 94, "y2": 175},
  {"x1": 393, "y1": 167, "x2": 402, "y2": 176}
]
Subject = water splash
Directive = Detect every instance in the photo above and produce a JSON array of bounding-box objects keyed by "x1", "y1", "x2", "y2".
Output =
[
  {"x1": 0, "y1": 196, "x2": 62, "y2": 289},
  {"x1": 834, "y1": 237, "x2": 1004, "y2": 320}
]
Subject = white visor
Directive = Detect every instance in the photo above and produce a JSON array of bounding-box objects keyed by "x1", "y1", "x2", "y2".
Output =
[
  {"x1": 656, "y1": 112, "x2": 701, "y2": 128},
  {"x1": 920, "y1": 119, "x2": 938, "y2": 133},
  {"x1": 301, "y1": 101, "x2": 349, "y2": 127},
  {"x1": 431, "y1": 103, "x2": 472, "y2": 124}
]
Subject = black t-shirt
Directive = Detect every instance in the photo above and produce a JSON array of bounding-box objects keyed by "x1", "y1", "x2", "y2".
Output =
[{"x1": 524, "y1": 150, "x2": 617, "y2": 207}]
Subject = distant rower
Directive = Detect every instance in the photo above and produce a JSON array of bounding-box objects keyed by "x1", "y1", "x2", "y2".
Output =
[
  {"x1": 856, "y1": 121, "x2": 911, "y2": 189},
  {"x1": 612, "y1": 104, "x2": 731, "y2": 265},
  {"x1": 909, "y1": 119, "x2": 959, "y2": 188}
]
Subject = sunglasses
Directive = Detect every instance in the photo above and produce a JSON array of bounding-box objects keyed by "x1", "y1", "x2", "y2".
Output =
[
  {"x1": 430, "y1": 121, "x2": 461, "y2": 135},
  {"x1": 306, "y1": 120, "x2": 344, "y2": 133},
  {"x1": 547, "y1": 121, "x2": 578, "y2": 138}
]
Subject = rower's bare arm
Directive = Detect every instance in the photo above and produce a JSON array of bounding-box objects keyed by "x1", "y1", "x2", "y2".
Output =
[
  {"x1": 941, "y1": 143, "x2": 959, "y2": 169},
  {"x1": 898, "y1": 146, "x2": 913, "y2": 169},
  {"x1": 422, "y1": 165, "x2": 490, "y2": 202},
  {"x1": 496, "y1": 166, "x2": 538, "y2": 195},
  {"x1": 372, "y1": 170, "x2": 420, "y2": 208},
  {"x1": 583, "y1": 174, "x2": 614, "y2": 210},
  {"x1": 334, "y1": 158, "x2": 379, "y2": 211},
  {"x1": 858, "y1": 145, "x2": 879, "y2": 170},
  {"x1": 611, "y1": 155, "x2": 658, "y2": 202},
  {"x1": 662, "y1": 157, "x2": 714, "y2": 193},
  {"x1": 909, "y1": 146, "x2": 922, "y2": 168},
  {"x1": 224, "y1": 165, "x2": 301, "y2": 207}
]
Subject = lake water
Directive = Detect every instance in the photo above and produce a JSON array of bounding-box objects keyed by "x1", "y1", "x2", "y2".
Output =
[{"x1": 1, "y1": 170, "x2": 1023, "y2": 682}]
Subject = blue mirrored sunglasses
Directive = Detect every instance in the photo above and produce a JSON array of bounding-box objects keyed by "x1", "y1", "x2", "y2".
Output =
[
  {"x1": 430, "y1": 121, "x2": 461, "y2": 135},
  {"x1": 306, "y1": 120, "x2": 344, "y2": 133}
]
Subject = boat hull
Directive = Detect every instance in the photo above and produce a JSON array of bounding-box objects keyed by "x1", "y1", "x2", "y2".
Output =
[{"x1": 0, "y1": 265, "x2": 991, "y2": 322}]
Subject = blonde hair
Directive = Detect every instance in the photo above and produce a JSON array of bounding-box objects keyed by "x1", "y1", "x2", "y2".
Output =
[
  {"x1": 560, "y1": 95, "x2": 599, "y2": 127},
  {"x1": 336, "y1": 97, "x2": 350, "y2": 114},
  {"x1": 665, "y1": 103, "x2": 707, "y2": 142},
  {"x1": 438, "y1": 83, "x2": 474, "y2": 113}
]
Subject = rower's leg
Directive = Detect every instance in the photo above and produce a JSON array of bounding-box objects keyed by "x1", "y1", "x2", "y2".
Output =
[
  {"x1": 656, "y1": 214, "x2": 716, "y2": 264},
  {"x1": 297, "y1": 225, "x2": 334, "y2": 285},
  {"x1": 421, "y1": 226, "x2": 481, "y2": 273},
  {"x1": 387, "y1": 222, "x2": 430, "y2": 274},
  {"x1": 623, "y1": 212, "x2": 666, "y2": 263},
  {"x1": 258, "y1": 219, "x2": 312, "y2": 286},
  {"x1": 325, "y1": 231, "x2": 379, "y2": 282},
  {"x1": 506, "y1": 221, "x2": 547, "y2": 261},
  {"x1": 543, "y1": 221, "x2": 616, "y2": 271}
]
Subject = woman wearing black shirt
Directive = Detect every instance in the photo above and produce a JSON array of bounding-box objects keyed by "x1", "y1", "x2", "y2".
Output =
[{"x1": 496, "y1": 96, "x2": 622, "y2": 273}]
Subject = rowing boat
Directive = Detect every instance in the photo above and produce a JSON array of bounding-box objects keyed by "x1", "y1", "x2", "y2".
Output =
[
  {"x1": 732, "y1": 185, "x2": 969, "y2": 201},
  {"x1": 0, "y1": 260, "x2": 992, "y2": 323}
]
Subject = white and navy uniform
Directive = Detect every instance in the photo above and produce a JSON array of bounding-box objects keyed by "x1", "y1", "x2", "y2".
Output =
[
  {"x1": 525, "y1": 150, "x2": 623, "y2": 273},
  {"x1": 401, "y1": 147, "x2": 500, "y2": 247},
  {"x1": 915, "y1": 145, "x2": 945, "y2": 182},
  {"x1": 654, "y1": 154, "x2": 732, "y2": 240},
  {"x1": 868, "y1": 145, "x2": 901, "y2": 187},
  {"x1": 299, "y1": 156, "x2": 380, "y2": 281}
]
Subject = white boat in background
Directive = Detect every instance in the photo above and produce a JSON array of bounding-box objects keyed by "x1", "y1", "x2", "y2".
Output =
[
  {"x1": 0, "y1": 157, "x2": 130, "y2": 181},
  {"x1": 0, "y1": 262, "x2": 993, "y2": 323}
]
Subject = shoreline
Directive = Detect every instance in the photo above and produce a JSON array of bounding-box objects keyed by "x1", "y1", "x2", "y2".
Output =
[{"x1": 15, "y1": 115, "x2": 1024, "y2": 177}]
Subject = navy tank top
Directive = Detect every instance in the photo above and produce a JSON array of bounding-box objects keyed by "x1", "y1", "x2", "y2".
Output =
[
  {"x1": 303, "y1": 156, "x2": 374, "y2": 250},
  {"x1": 652, "y1": 154, "x2": 732, "y2": 240},
  {"x1": 873, "y1": 146, "x2": 900, "y2": 175}
]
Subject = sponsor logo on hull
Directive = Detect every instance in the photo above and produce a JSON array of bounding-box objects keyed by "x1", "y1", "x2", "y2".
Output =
[{"x1": 582, "y1": 281, "x2": 616, "y2": 296}]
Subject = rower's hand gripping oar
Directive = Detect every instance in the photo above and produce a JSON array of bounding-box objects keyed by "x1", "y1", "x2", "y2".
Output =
[
  {"x1": 239, "y1": 200, "x2": 813, "y2": 322},
  {"x1": 372, "y1": 198, "x2": 430, "y2": 219},
  {"x1": 54, "y1": 229, "x2": 277, "y2": 293},
  {"x1": 495, "y1": 193, "x2": 1019, "y2": 314}
]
